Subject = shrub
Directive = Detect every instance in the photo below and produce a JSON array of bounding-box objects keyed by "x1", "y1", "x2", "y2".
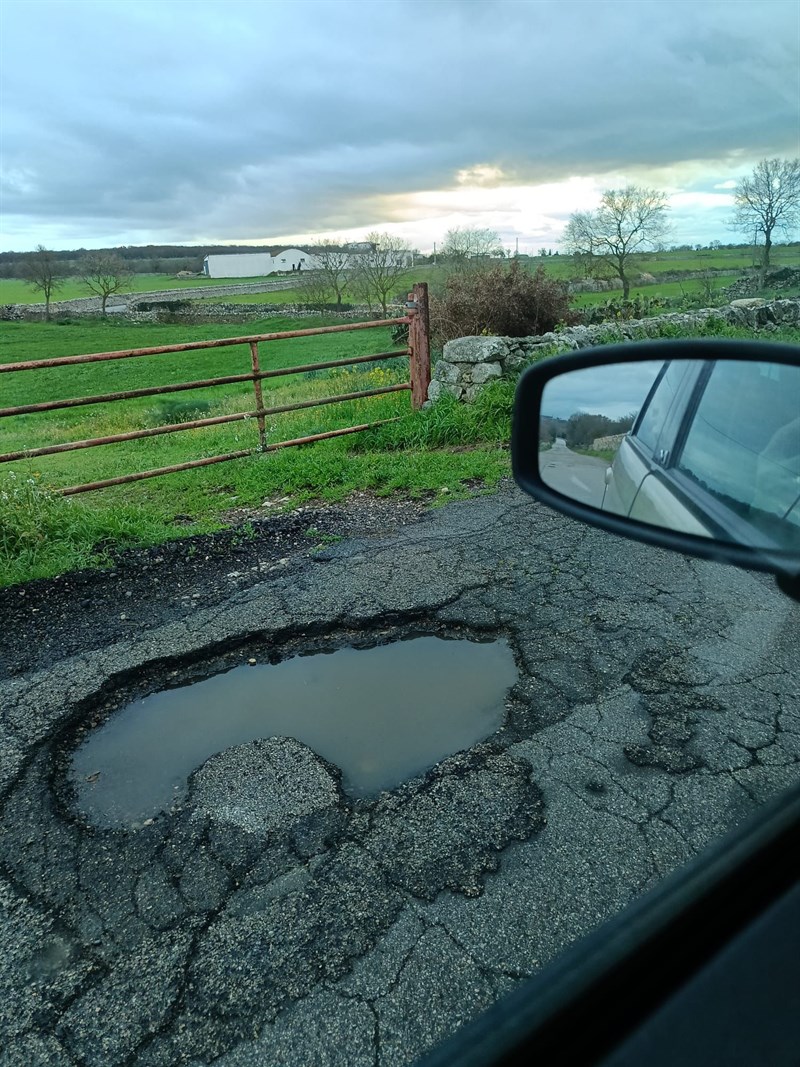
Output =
[
  {"x1": 577, "y1": 295, "x2": 667, "y2": 324},
  {"x1": 431, "y1": 261, "x2": 575, "y2": 347}
]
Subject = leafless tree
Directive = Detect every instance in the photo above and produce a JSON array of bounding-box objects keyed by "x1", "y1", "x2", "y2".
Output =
[
  {"x1": 296, "y1": 263, "x2": 334, "y2": 311},
  {"x1": 78, "y1": 252, "x2": 133, "y2": 314},
  {"x1": 308, "y1": 239, "x2": 351, "y2": 308},
  {"x1": 440, "y1": 226, "x2": 504, "y2": 264},
  {"x1": 351, "y1": 232, "x2": 410, "y2": 316},
  {"x1": 563, "y1": 186, "x2": 670, "y2": 299},
  {"x1": 21, "y1": 245, "x2": 66, "y2": 320},
  {"x1": 730, "y1": 158, "x2": 800, "y2": 282}
]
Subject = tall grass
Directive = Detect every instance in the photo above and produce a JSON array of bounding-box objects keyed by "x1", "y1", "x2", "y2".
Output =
[{"x1": 1, "y1": 314, "x2": 797, "y2": 588}]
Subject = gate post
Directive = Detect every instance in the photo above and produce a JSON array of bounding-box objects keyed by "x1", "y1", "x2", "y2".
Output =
[
  {"x1": 409, "y1": 282, "x2": 431, "y2": 410},
  {"x1": 249, "y1": 341, "x2": 268, "y2": 451}
]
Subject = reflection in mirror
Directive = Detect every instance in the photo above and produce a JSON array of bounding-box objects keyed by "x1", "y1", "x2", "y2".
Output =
[{"x1": 539, "y1": 359, "x2": 800, "y2": 555}]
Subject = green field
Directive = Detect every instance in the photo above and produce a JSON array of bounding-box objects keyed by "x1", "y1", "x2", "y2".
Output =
[
  {"x1": 2, "y1": 251, "x2": 799, "y2": 586},
  {"x1": 4, "y1": 248, "x2": 798, "y2": 307},
  {"x1": 523, "y1": 244, "x2": 800, "y2": 281},
  {"x1": 570, "y1": 276, "x2": 734, "y2": 308},
  {"x1": 0, "y1": 273, "x2": 286, "y2": 305},
  {"x1": 0, "y1": 265, "x2": 442, "y2": 307},
  {"x1": 0, "y1": 315, "x2": 513, "y2": 585}
]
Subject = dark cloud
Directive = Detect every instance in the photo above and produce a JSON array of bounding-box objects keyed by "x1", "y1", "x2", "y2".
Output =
[{"x1": 1, "y1": 0, "x2": 797, "y2": 250}]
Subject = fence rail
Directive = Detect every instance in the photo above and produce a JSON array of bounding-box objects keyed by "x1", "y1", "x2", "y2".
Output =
[{"x1": 0, "y1": 283, "x2": 431, "y2": 495}]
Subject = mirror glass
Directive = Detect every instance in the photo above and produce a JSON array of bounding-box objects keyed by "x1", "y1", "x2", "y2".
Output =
[{"x1": 539, "y1": 359, "x2": 800, "y2": 555}]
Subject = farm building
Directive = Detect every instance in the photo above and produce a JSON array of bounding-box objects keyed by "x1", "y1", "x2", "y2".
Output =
[
  {"x1": 203, "y1": 248, "x2": 316, "y2": 278},
  {"x1": 203, "y1": 245, "x2": 414, "y2": 279}
]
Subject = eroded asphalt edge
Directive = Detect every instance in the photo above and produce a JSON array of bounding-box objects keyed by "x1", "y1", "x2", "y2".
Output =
[{"x1": 1, "y1": 483, "x2": 798, "y2": 1066}]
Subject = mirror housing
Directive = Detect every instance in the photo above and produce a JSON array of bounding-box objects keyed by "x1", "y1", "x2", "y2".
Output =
[{"x1": 512, "y1": 338, "x2": 800, "y2": 582}]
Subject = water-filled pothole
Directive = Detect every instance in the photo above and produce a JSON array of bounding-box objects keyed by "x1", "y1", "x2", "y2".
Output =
[{"x1": 70, "y1": 635, "x2": 518, "y2": 827}]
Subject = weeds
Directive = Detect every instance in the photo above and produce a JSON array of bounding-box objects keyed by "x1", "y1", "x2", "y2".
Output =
[
  {"x1": 2, "y1": 311, "x2": 797, "y2": 588},
  {"x1": 0, "y1": 470, "x2": 169, "y2": 585}
]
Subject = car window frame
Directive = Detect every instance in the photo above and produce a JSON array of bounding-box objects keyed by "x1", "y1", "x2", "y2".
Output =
[
  {"x1": 629, "y1": 359, "x2": 701, "y2": 465},
  {"x1": 641, "y1": 361, "x2": 798, "y2": 553}
]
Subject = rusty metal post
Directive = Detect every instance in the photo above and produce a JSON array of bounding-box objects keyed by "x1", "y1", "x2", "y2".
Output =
[
  {"x1": 249, "y1": 341, "x2": 268, "y2": 450},
  {"x1": 408, "y1": 282, "x2": 431, "y2": 410}
]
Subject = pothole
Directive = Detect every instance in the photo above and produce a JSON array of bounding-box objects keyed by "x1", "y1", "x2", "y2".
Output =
[{"x1": 70, "y1": 634, "x2": 518, "y2": 827}]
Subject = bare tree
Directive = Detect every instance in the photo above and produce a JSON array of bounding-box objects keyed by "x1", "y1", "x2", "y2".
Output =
[
  {"x1": 563, "y1": 186, "x2": 670, "y2": 299},
  {"x1": 21, "y1": 245, "x2": 66, "y2": 320},
  {"x1": 78, "y1": 252, "x2": 133, "y2": 314},
  {"x1": 440, "y1": 226, "x2": 503, "y2": 264},
  {"x1": 730, "y1": 158, "x2": 800, "y2": 282},
  {"x1": 351, "y1": 232, "x2": 410, "y2": 316},
  {"x1": 308, "y1": 239, "x2": 351, "y2": 308},
  {"x1": 296, "y1": 262, "x2": 334, "y2": 311}
]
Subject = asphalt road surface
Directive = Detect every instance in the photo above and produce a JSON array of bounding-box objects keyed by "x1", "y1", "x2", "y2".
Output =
[
  {"x1": 1, "y1": 482, "x2": 798, "y2": 1066},
  {"x1": 540, "y1": 438, "x2": 609, "y2": 507}
]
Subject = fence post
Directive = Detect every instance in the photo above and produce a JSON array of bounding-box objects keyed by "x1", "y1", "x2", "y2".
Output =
[
  {"x1": 409, "y1": 282, "x2": 431, "y2": 410},
  {"x1": 249, "y1": 341, "x2": 268, "y2": 451}
]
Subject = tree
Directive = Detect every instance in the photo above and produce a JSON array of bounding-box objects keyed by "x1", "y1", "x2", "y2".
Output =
[
  {"x1": 730, "y1": 158, "x2": 800, "y2": 282},
  {"x1": 295, "y1": 267, "x2": 332, "y2": 311},
  {"x1": 563, "y1": 186, "x2": 670, "y2": 299},
  {"x1": 351, "y1": 232, "x2": 410, "y2": 316},
  {"x1": 440, "y1": 226, "x2": 503, "y2": 264},
  {"x1": 21, "y1": 245, "x2": 66, "y2": 320},
  {"x1": 78, "y1": 252, "x2": 133, "y2": 314},
  {"x1": 309, "y1": 239, "x2": 351, "y2": 308}
]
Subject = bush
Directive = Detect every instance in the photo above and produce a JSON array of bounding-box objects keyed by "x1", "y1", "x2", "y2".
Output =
[
  {"x1": 577, "y1": 294, "x2": 667, "y2": 324},
  {"x1": 431, "y1": 261, "x2": 575, "y2": 347}
]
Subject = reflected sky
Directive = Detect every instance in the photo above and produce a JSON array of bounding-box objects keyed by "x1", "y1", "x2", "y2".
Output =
[{"x1": 542, "y1": 360, "x2": 664, "y2": 420}]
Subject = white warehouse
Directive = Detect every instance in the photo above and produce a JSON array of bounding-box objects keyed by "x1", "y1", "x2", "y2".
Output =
[
  {"x1": 203, "y1": 245, "x2": 414, "y2": 279},
  {"x1": 203, "y1": 248, "x2": 317, "y2": 278}
]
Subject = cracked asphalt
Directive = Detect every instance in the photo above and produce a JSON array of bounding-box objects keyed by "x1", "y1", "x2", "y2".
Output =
[{"x1": 1, "y1": 481, "x2": 798, "y2": 1066}]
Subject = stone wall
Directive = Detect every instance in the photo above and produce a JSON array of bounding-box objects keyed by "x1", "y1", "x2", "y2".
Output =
[
  {"x1": 428, "y1": 298, "x2": 800, "y2": 404},
  {"x1": 722, "y1": 267, "x2": 800, "y2": 301},
  {"x1": 591, "y1": 433, "x2": 626, "y2": 452},
  {"x1": 0, "y1": 298, "x2": 393, "y2": 324},
  {"x1": 0, "y1": 279, "x2": 302, "y2": 320},
  {"x1": 129, "y1": 302, "x2": 391, "y2": 325}
]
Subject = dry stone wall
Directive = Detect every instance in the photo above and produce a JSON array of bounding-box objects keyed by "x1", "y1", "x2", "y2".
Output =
[
  {"x1": 428, "y1": 298, "x2": 800, "y2": 404},
  {"x1": 0, "y1": 279, "x2": 302, "y2": 320}
]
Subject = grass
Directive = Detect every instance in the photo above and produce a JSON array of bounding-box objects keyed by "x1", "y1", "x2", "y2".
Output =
[
  {"x1": 574, "y1": 447, "x2": 617, "y2": 463},
  {"x1": 570, "y1": 276, "x2": 733, "y2": 308},
  {"x1": 3, "y1": 248, "x2": 797, "y2": 310},
  {"x1": 0, "y1": 315, "x2": 512, "y2": 586},
  {"x1": 2, "y1": 295, "x2": 798, "y2": 588},
  {"x1": 0, "y1": 265, "x2": 444, "y2": 307},
  {"x1": 0, "y1": 273, "x2": 300, "y2": 305}
]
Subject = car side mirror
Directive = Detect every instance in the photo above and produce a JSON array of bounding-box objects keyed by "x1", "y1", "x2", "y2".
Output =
[{"x1": 512, "y1": 339, "x2": 800, "y2": 599}]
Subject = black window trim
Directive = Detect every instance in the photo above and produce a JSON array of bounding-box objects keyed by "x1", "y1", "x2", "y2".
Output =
[
  {"x1": 665, "y1": 359, "x2": 797, "y2": 552},
  {"x1": 630, "y1": 359, "x2": 706, "y2": 468}
]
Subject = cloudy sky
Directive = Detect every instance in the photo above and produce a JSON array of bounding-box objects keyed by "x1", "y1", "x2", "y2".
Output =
[
  {"x1": 542, "y1": 360, "x2": 663, "y2": 419},
  {"x1": 1, "y1": 0, "x2": 798, "y2": 254}
]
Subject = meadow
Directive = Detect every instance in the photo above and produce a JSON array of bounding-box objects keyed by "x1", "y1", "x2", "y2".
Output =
[
  {"x1": 0, "y1": 273, "x2": 284, "y2": 305},
  {"x1": 4, "y1": 246, "x2": 798, "y2": 308},
  {"x1": 0, "y1": 314, "x2": 513, "y2": 585},
  {"x1": 2, "y1": 244, "x2": 799, "y2": 586}
]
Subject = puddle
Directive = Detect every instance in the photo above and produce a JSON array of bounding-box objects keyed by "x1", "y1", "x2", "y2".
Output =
[{"x1": 70, "y1": 635, "x2": 518, "y2": 827}]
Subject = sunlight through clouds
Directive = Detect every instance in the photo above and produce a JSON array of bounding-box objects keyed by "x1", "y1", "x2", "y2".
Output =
[{"x1": 1, "y1": 0, "x2": 797, "y2": 251}]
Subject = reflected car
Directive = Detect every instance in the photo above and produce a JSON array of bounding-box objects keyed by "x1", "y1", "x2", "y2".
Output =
[{"x1": 601, "y1": 358, "x2": 800, "y2": 552}]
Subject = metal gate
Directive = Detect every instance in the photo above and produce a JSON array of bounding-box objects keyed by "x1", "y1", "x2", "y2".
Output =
[{"x1": 0, "y1": 283, "x2": 430, "y2": 495}]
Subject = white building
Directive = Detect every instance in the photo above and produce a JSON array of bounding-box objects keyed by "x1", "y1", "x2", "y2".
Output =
[
  {"x1": 203, "y1": 248, "x2": 317, "y2": 279},
  {"x1": 203, "y1": 245, "x2": 414, "y2": 279}
]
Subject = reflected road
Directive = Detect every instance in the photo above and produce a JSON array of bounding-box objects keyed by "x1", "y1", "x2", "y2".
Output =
[{"x1": 541, "y1": 438, "x2": 610, "y2": 507}]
